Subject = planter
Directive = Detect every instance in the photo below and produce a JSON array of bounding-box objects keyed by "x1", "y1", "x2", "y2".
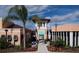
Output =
[
  {"x1": 57, "y1": 47, "x2": 63, "y2": 52},
  {"x1": 47, "y1": 45, "x2": 64, "y2": 52},
  {"x1": 59, "y1": 47, "x2": 63, "y2": 51},
  {"x1": 47, "y1": 46, "x2": 56, "y2": 52}
]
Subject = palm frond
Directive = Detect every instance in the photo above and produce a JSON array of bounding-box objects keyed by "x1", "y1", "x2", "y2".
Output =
[
  {"x1": 7, "y1": 5, "x2": 28, "y2": 24},
  {"x1": 4, "y1": 15, "x2": 20, "y2": 21}
]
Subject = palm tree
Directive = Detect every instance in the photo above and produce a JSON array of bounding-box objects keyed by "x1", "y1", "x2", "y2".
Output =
[{"x1": 4, "y1": 5, "x2": 28, "y2": 49}]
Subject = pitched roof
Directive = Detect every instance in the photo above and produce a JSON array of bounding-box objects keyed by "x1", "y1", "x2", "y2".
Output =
[
  {"x1": 52, "y1": 24, "x2": 79, "y2": 32},
  {"x1": 3, "y1": 21, "x2": 32, "y2": 32}
]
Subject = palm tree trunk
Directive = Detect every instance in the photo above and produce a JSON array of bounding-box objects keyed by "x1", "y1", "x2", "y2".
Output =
[{"x1": 23, "y1": 25, "x2": 26, "y2": 49}]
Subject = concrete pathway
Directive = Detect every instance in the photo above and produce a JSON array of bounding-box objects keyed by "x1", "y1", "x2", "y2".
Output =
[{"x1": 36, "y1": 42, "x2": 50, "y2": 53}]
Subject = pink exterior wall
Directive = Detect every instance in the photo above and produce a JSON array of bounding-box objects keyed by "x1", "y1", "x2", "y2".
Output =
[{"x1": 0, "y1": 28, "x2": 22, "y2": 46}]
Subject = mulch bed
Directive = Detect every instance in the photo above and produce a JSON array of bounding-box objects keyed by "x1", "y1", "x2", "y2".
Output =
[
  {"x1": 23, "y1": 47, "x2": 38, "y2": 52},
  {"x1": 0, "y1": 47, "x2": 38, "y2": 53},
  {"x1": 47, "y1": 46, "x2": 79, "y2": 53}
]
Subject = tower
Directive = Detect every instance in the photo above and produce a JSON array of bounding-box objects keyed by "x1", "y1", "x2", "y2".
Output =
[{"x1": 32, "y1": 18, "x2": 50, "y2": 40}]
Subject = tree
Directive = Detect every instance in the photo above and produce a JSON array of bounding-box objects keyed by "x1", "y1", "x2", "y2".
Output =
[{"x1": 4, "y1": 5, "x2": 28, "y2": 49}]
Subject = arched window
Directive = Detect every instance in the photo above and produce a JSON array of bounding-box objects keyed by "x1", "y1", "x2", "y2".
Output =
[{"x1": 14, "y1": 35, "x2": 18, "y2": 41}]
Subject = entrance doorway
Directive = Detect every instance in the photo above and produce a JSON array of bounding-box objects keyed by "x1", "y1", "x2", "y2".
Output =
[
  {"x1": 39, "y1": 35, "x2": 45, "y2": 43},
  {"x1": 39, "y1": 35, "x2": 44, "y2": 39}
]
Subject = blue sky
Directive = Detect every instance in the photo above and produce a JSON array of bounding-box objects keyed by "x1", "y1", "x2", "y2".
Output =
[{"x1": 0, "y1": 5, "x2": 79, "y2": 30}]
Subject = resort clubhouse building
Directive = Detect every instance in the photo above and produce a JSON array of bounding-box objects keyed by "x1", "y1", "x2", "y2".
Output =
[{"x1": 1, "y1": 16, "x2": 79, "y2": 48}]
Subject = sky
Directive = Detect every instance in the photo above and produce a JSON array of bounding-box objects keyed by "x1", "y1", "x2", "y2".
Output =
[{"x1": 0, "y1": 5, "x2": 79, "y2": 30}]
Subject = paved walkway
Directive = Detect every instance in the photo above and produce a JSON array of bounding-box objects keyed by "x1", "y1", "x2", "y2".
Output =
[{"x1": 36, "y1": 42, "x2": 50, "y2": 53}]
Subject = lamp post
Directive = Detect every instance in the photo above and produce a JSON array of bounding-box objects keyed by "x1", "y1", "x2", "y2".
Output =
[{"x1": 5, "y1": 29, "x2": 8, "y2": 42}]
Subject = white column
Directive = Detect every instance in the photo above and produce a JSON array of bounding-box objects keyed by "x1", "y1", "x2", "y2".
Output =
[
  {"x1": 53, "y1": 32, "x2": 55, "y2": 41},
  {"x1": 60, "y1": 32, "x2": 62, "y2": 39},
  {"x1": 54, "y1": 31, "x2": 56, "y2": 40},
  {"x1": 63, "y1": 32, "x2": 65, "y2": 41},
  {"x1": 52, "y1": 32, "x2": 54, "y2": 41},
  {"x1": 55, "y1": 32, "x2": 57, "y2": 40},
  {"x1": 58, "y1": 32, "x2": 59, "y2": 37},
  {"x1": 78, "y1": 32, "x2": 79, "y2": 46},
  {"x1": 56, "y1": 32, "x2": 57, "y2": 39},
  {"x1": 42, "y1": 23, "x2": 44, "y2": 27},
  {"x1": 70, "y1": 32, "x2": 73, "y2": 47},
  {"x1": 36, "y1": 32, "x2": 39, "y2": 40},
  {"x1": 60, "y1": 32, "x2": 62, "y2": 38},
  {"x1": 75, "y1": 32, "x2": 77, "y2": 47},
  {"x1": 66, "y1": 32, "x2": 68, "y2": 46},
  {"x1": 45, "y1": 23, "x2": 47, "y2": 27},
  {"x1": 61, "y1": 32, "x2": 63, "y2": 39},
  {"x1": 48, "y1": 32, "x2": 51, "y2": 40},
  {"x1": 11, "y1": 35, "x2": 14, "y2": 45}
]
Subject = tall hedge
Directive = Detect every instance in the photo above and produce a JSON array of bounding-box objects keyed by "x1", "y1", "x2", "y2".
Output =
[{"x1": 0, "y1": 38, "x2": 8, "y2": 49}]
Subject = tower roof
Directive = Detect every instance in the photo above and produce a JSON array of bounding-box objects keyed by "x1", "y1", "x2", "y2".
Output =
[{"x1": 32, "y1": 18, "x2": 50, "y2": 23}]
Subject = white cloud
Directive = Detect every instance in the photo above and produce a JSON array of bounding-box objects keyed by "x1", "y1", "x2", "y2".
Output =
[
  {"x1": 0, "y1": 5, "x2": 49, "y2": 17},
  {"x1": 51, "y1": 11, "x2": 79, "y2": 22},
  {"x1": 26, "y1": 5, "x2": 49, "y2": 17},
  {"x1": 26, "y1": 5, "x2": 48, "y2": 13},
  {"x1": 45, "y1": 16, "x2": 51, "y2": 19}
]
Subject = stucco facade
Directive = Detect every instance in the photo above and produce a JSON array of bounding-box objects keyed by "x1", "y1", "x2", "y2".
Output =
[
  {"x1": 0, "y1": 18, "x2": 32, "y2": 46},
  {"x1": 52, "y1": 24, "x2": 79, "y2": 47},
  {"x1": 0, "y1": 28, "x2": 22, "y2": 46}
]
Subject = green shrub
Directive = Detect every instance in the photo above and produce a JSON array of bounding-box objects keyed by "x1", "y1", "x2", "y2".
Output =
[
  {"x1": 26, "y1": 42, "x2": 31, "y2": 48},
  {"x1": 15, "y1": 45, "x2": 21, "y2": 49},
  {"x1": 50, "y1": 41, "x2": 55, "y2": 46},
  {"x1": 64, "y1": 45, "x2": 70, "y2": 48},
  {"x1": 54, "y1": 38, "x2": 65, "y2": 47},
  {"x1": 50, "y1": 38, "x2": 65, "y2": 47},
  {"x1": 0, "y1": 38, "x2": 8, "y2": 49}
]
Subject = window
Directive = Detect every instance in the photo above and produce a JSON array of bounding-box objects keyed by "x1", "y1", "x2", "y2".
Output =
[
  {"x1": 8, "y1": 35, "x2": 12, "y2": 41},
  {"x1": 14, "y1": 35, "x2": 18, "y2": 41}
]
